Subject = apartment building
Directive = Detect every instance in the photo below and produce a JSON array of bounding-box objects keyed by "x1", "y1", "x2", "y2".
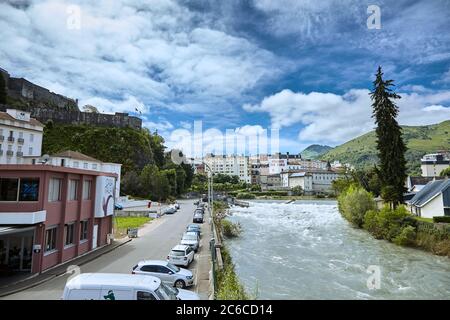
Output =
[
  {"x1": 280, "y1": 169, "x2": 342, "y2": 194},
  {"x1": 202, "y1": 154, "x2": 251, "y2": 183},
  {"x1": 421, "y1": 153, "x2": 450, "y2": 177},
  {"x1": 0, "y1": 109, "x2": 44, "y2": 164}
]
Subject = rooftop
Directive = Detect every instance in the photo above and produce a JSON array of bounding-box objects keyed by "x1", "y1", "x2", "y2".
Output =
[
  {"x1": 52, "y1": 150, "x2": 101, "y2": 162},
  {"x1": 0, "y1": 109, "x2": 43, "y2": 127},
  {"x1": 409, "y1": 179, "x2": 450, "y2": 207}
]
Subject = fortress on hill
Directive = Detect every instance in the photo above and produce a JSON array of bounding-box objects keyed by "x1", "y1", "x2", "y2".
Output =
[{"x1": 0, "y1": 67, "x2": 142, "y2": 130}]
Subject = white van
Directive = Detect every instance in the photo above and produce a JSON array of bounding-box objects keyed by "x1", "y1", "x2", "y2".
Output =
[{"x1": 62, "y1": 273, "x2": 177, "y2": 300}]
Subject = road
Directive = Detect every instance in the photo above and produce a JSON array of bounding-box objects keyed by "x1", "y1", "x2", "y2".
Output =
[{"x1": 1, "y1": 199, "x2": 207, "y2": 300}]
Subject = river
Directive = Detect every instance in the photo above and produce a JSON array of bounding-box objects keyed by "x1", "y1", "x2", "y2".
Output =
[{"x1": 226, "y1": 200, "x2": 450, "y2": 299}]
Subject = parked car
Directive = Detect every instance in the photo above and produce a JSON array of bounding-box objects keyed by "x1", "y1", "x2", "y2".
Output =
[
  {"x1": 132, "y1": 260, "x2": 194, "y2": 288},
  {"x1": 186, "y1": 224, "x2": 201, "y2": 237},
  {"x1": 181, "y1": 232, "x2": 200, "y2": 252},
  {"x1": 165, "y1": 284, "x2": 200, "y2": 300},
  {"x1": 173, "y1": 202, "x2": 180, "y2": 210},
  {"x1": 62, "y1": 273, "x2": 176, "y2": 300},
  {"x1": 114, "y1": 203, "x2": 123, "y2": 210},
  {"x1": 193, "y1": 212, "x2": 204, "y2": 223},
  {"x1": 167, "y1": 244, "x2": 195, "y2": 267},
  {"x1": 163, "y1": 206, "x2": 177, "y2": 215}
]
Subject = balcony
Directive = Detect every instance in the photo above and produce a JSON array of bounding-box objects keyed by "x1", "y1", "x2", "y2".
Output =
[
  {"x1": 7, "y1": 136, "x2": 15, "y2": 143},
  {"x1": 6, "y1": 150, "x2": 14, "y2": 157},
  {"x1": 0, "y1": 135, "x2": 4, "y2": 141},
  {"x1": 18, "y1": 138, "x2": 25, "y2": 144},
  {"x1": 17, "y1": 151, "x2": 24, "y2": 157}
]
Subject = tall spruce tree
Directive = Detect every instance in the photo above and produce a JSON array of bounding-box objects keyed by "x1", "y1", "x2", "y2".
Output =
[{"x1": 370, "y1": 66, "x2": 407, "y2": 207}]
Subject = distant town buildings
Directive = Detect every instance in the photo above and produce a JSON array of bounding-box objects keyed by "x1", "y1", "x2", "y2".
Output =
[
  {"x1": 280, "y1": 168, "x2": 343, "y2": 195},
  {"x1": 202, "y1": 153, "x2": 251, "y2": 183},
  {"x1": 421, "y1": 153, "x2": 450, "y2": 177}
]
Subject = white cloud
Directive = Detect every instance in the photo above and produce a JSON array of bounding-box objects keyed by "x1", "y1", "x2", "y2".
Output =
[
  {"x1": 244, "y1": 88, "x2": 450, "y2": 146},
  {"x1": 0, "y1": 0, "x2": 281, "y2": 116}
]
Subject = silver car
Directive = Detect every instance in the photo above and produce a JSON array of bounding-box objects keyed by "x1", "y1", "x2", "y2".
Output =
[
  {"x1": 132, "y1": 259, "x2": 194, "y2": 288},
  {"x1": 181, "y1": 232, "x2": 200, "y2": 252}
]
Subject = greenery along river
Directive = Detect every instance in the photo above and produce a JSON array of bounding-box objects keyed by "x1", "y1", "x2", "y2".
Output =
[{"x1": 226, "y1": 200, "x2": 450, "y2": 299}]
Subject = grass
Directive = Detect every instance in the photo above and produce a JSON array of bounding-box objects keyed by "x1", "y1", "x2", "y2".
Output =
[
  {"x1": 113, "y1": 216, "x2": 152, "y2": 238},
  {"x1": 413, "y1": 216, "x2": 434, "y2": 223}
]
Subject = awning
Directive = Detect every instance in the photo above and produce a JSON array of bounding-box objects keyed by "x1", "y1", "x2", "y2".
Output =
[{"x1": 0, "y1": 226, "x2": 36, "y2": 236}]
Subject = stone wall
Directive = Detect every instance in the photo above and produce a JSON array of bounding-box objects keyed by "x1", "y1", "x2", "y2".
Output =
[
  {"x1": 7, "y1": 77, "x2": 78, "y2": 110},
  {"x1": 30, "y1": 108, "x2": 142, "y2": 129}
]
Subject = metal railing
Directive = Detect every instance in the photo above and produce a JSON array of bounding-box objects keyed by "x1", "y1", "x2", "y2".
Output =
[{"x1": 18, "y1": 138, "x2": 25, "y2": 144}]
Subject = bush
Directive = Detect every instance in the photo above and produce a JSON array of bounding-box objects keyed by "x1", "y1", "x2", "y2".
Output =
[
  {"x1": 338, "y1": 185, "x2": 376, "y2": 227},
  {"x1": 216, "y1": 246, "x2": 249, "y2": 300},
  {"x1": 291, "y1": 186, "x2": 303, "y2": 196},
  {"x1": 363, "y1": 206, "x2": 410, "y2": 241},
  {"x1": 433, "y1": 216, "x2": 450, "y2": 223},
  {"x1": 393, "y1": 225, "x2": 416, "y2": 246},
  {"x1": 236, "y1": 192, "x2": 256, "y2": 199},
  {"x1": 221, "y1": 219, "x2": 242, "y2": 238}
]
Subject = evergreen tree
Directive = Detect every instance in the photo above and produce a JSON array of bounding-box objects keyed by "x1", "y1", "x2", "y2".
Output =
[
  {"x1": 0, "y1": 73, "x2": 6, "y2": 104},
  {"x1": 370, "y1": 66, "x2": 407, "y2": 206}
]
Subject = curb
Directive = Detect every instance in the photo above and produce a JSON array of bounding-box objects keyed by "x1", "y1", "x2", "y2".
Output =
[{"x1": 0, "y1": 238, "x2": 132, "y2": 298}]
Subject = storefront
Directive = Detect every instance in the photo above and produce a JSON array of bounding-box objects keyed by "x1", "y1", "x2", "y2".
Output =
[{"x1": 0, "y1": 226, "x2": 35, "y2": 275}]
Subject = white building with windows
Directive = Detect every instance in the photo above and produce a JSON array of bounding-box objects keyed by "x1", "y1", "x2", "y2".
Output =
[
  {"x1": 280, "y1": 169, "x2": 342, "y2": 194},
  {"x1": 32, "y1": 150, "x2": 122, "y2": 200},
  {"x1": 202, "y1": 153, "x2": 251, "y2": 183},
  {"x1": 0, "y1": 109, "x2": 43, "y2": 164},
  {"x1": 421, "y1": 153, "x2": 450, "y2": 177}
]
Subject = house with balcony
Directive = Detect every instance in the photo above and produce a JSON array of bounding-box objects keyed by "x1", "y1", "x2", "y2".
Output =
[{"x1": 0, "y1": 109, "x2": 44, "y2": 164}]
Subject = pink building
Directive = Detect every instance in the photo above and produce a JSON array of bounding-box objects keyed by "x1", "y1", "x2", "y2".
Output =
[{"x1": 0, "y1": 162, "x2": 117, "y2": 275}]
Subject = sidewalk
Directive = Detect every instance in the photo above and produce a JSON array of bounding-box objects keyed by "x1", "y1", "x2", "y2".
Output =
[
  {"x1": 195, "y1": 210, "x2": 213, "y2": 300},
  {"x1": 0, "y1": 237, "x2": 131, "y2": 297}
]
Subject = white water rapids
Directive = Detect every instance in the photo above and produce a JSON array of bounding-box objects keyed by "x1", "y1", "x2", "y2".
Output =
[{"x1": 226, "y1": 200, "x2": 450, "y2": 299}]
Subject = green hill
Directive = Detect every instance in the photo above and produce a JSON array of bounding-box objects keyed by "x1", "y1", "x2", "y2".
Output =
[
  {"x1": 320, "y1": 120, "x2": 450, "y2": 174},
  {"x1": 301, "y1": 144, "x2": 333, "y2": 159},
  {"x1": 42, "y1": 123, "x2": 160, "y2": 174}
]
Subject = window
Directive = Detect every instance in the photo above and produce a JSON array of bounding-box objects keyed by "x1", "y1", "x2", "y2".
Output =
[
  {"x1": 48, "y1": 178, "x2": 62, "y2": 202},
  {"x1": 18, "y1": 145, "x2": 22, "y2": 152},
  {"x1": 92, "y1": 163, "x2": 97, "y2": 170},
  {"x1": 45, "y1": 227, "x2": 57, "y2": 252},
  {"x1": 137, "y1": 291, "x2": 156, "y2": 300},
  {"x1": 80, "y1": 220, "x2": 88, "y2": 241},
  {"x1": 64, "y1": 223, "x2": 75, "y2": 246},
  {"x1": 28, "y1": 147, "x2": 33, "y2": 155},
  {"x1": 83, "y1": 163, "x2": 88, "y2": 169},
  {"x1": 19, "y1": 178, "x2": 39, "y2": 201},
  {"x1": 30, "y1": 133, "x2": 34, "y2": 142},
  {"x1": 83, "y1": 180, "x2": 92, "y2": 200},
  {"x1": 19, "y1": 132, "x2": 23, "y2": 139},
  {"x1": 68, "y1": 180, "x2": 78, "y2": 201},
  {"x1": 73, "y1": 161, "x2": 79, "y2": 168},
  {"x1": 141, "y1": 265, "x2": 157, "y2": 272},
  {"x1": 0, "y1": 178, "x2": 19, "y2": 201},
  {"x1": 9, "y1": 131, "x2": 13, "y2": 138}
]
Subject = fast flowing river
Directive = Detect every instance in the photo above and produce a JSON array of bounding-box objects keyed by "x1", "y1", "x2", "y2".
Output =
[{"x1": 226, "y1": 200, "x2": 450, "y2": 299}]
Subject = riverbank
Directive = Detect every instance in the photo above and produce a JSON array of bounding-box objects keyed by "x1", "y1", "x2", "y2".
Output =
[
  {"x1": 212, "y1": 201, "x2": 249, "y2": 300},
  {"x1": 338, "y1": 186, "x2": 450, "y2": 258}
]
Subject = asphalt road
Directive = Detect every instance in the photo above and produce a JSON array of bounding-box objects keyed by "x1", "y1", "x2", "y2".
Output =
[{"x1": 2, "y1": 199, "x2": 203, "y2": 300}]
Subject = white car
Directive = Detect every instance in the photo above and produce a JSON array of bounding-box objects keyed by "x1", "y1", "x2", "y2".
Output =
[
  {"x1": 165, "y1": 285, "x2": 200, "y2": 300},
  {"x1": 174, "y1": 202, "x2": 180, "y2": 210},
  {"x1": 167, "y1": 244, "x2": 195, "y2": 267},
  {"x1": 181, "y1": 232, "x2": 200, "y2": 252},
  {"x1": 132, "y1": 260, "x2": 194, "y2": 288}
]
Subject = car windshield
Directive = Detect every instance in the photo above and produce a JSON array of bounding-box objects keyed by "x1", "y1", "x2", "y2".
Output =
[
  {"x1": 170, "y1": 250, "x2": 185, "y2": 256},
  {"x1": 166, "y1": 262, "x2": 180, "y2": 273},
  {"x1": 183, "y1": 234, "x2": 197, "y2": 241},
  {"x1": 188, "y1": 224, "x2": 199, "y2": 229},
  {"x1": 157, "y1": 283, "x2": 177, "y2": 300}
]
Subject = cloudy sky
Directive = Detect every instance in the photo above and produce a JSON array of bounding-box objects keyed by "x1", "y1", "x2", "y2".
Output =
[{"x1": 1, "y1": 0, "x2": 449, "y2": 156}]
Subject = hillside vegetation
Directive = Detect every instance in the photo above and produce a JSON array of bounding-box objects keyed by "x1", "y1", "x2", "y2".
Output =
[
  {"x1": 321, "y1": 120, "x2": 450, "y2": 174},
  {"x1": 300, "y1": 144, "x2": 332, "y2": 159}
]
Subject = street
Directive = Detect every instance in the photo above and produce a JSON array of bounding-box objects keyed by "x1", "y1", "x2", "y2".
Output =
[{"x1": 1, "y1": 199, "x2": 210, "y2": 300}]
